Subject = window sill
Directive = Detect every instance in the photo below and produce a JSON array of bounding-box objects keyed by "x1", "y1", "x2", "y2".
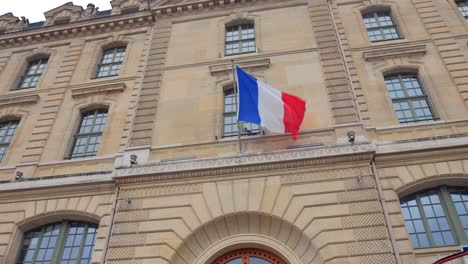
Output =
[{"x1": 414, "y1": 245, "x2": 462, "y2": 256}]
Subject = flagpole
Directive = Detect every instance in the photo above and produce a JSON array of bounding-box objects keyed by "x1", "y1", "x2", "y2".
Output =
[{"x1": 231, "y1": 60, "x2": 242, "y2": 155}]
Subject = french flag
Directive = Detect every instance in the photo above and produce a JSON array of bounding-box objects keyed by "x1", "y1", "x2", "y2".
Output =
[{"x1": 236, "y1": 66, "x2": 306, "y2": 140}]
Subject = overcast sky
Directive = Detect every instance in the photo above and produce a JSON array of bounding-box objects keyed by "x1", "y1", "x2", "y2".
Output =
[{"x1": 1, "y1": 0, "x2": 112, "y2": 23}]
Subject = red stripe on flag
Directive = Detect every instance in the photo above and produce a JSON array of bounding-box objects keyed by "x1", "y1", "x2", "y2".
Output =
[{"x1": 282, "y1": 92, "x2": 306, "y2": 140}]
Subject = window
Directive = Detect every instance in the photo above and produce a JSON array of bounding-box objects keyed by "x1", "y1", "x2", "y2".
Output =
[
  {"x1": 225, "y1": 23, "x2": 256, "y2": 56},
  {"x1": 16, "y1": 221, "x2": 98, "y2": 264},
  {"x1": 384, "y1": 73, "x2": 435, "y2": 123},
  {"x1": 456, "y1": 0, "x2": 468, "y2": 19},
  {"x1": 0, "y1": 120, "x2": 19, "y2": 161},
  {"x1": 212, "y1": 248, "x2": 287, "y2": 264},
  {"x1": 223, "y1": 88, "x2": 260, "y2": 137},
  {"x1": 362, "y1": 10, "x2": 401, "y2": 42},
  {"x1": 95, "y1": 47, "x2": 126, "y2": 78},
  {"x1": 17, "y1": 58, "x2": 48, "y2": 89},
  {"x1": 400, "y1": 187, "x2": 468, "y2": 249},
  {"x1": 69, "y1": 109, "x2": 108, "y2": 159}
]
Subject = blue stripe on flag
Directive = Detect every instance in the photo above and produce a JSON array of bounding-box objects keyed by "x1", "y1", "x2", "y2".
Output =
[{"x1": 236, "y1": 66, "x2": 261, "y2": 125}]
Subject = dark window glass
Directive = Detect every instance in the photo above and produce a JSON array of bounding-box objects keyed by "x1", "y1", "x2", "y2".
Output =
[
  {"x1": 16, "y1": 221, "x2": 98, "y2": 264},
  {"x1": 69, "y1": 109, "x2": 108, "y2": 159},
  {"x1": 17, "y1": 58, "x2": 48, "y2": 89},
  {"x1": 362, "y1": 11, "x2": 401, "y2": 42},
  {"x1": 96, "y1": 47, "x2": 126, "y2": 78},
  {"x1": 401, "y1": 187, "x2": 468, "y2": 249},
  {"x1": 0, "y1": 120, "x2": 19, "y2": 161},
  {"x1": 457, "y1": 0, "x2": 468, "y2": 19},
  {"x1": 223, "y1": 88, "x2": 260, "y2": 138},
  {"x1": 225, "y1": 23, "x2": 255, "y2": 56},
  {"x1": 384, "y1": 73, "x2": 435, "y2": 123}
]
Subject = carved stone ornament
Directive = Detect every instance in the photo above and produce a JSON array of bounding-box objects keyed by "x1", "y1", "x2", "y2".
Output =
[
  {"x1": 114, "y1": 142, "x2": 376, "y2": 183},
  {"x1": 0, "y1": 13, "x2": 29, "y2": 33},
  {"x1": 43, "y1": 2, "x2": 84, "y2": 26},
  {"x1": 111, "y1": 0, "x2": 149, "y2": 15},
  {"x1": 78, "y1": 4, "x2": 99, "y2": 21}
]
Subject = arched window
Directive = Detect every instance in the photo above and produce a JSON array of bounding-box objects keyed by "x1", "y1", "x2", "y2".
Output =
[
  {"x1": 69, "y1": 109, "x2": 108, "y2": 159},
  {"x1": 400, "y1": 186, "x2": 468, "y2": 248},
  {"x1": 17, "y1": 58, "x2": 48, "y2": 89},
  {"x1": 0, "y1": 119, "x2": 19, "y2": 161},
  {"x1": 362, "y1": 9, "x2": 401, "y2": 42},
  {"x1": 456, "y1": 0, "x2": 468, "y2": 19},
  {"x1": 225, "y1": 22, "x2": 256, "y2": 56},
  {"x1": 223, "y1": 87, "x2": 260, "y2": 138},
  {"x1": 95, "y1": 46, "x2": 126, "y2": 78},
  {"x1": 212, "y1": 248, "x2": 287, "y2": 264},
  {"x1": 16, "y1": 221, "x2": 98, "y2": 264},
  {"x1": 384, "y1": 72, "x2": 435, "y2": 123}
]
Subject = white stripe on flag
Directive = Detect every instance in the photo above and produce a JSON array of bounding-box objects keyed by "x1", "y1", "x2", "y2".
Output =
[{"x1": 257, "y1": 80, "x2": 285, "y2": 133}]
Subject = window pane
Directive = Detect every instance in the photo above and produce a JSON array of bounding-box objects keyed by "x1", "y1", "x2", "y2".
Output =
[
  {"x1": 96, "y1": 47, "x2": 126, "y2": 78},
  {"x1": 362, "y1": 11, "x2": 400, "y2": 42},
  {"x1": 457, "y1": 0, "x2": 468, "y2": 19},
  {"x1": 450, "y1": 188, "x2": 468, "y2": 238},
  {"x1": 0, "y1": 120, "x2": 19, "y2": 161},
  {"x1": 17, "y1": 58, "x2": 48, "y2": 89},
  {"x1": 225, "y1": 23, "x2": 255, "y2": 55},
  {"x1": 70, "y1": 109, "x2": 108, "y2": 159}
]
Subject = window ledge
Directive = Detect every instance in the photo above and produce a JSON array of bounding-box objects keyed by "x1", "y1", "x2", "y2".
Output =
[
  {"x1": 0, "y1": 92, "x2": 40, "y2": 106},
  {"x1": 363, "y1": 43, "x2": 426, "y2": 61},
  {"x1": 414, "y1": 245, "x2": 461, "y2": 255},
  {"x1": 70, "y1": 79, "x2": 126, "y2": 98},
  {"x1": 209, "y1": 58, "x2": 270, "y2": 75}
]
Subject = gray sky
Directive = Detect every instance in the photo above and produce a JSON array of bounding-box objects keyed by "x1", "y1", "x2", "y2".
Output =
[{"x1": 1, "y1": 0, "x2": 112, "y2": 23}]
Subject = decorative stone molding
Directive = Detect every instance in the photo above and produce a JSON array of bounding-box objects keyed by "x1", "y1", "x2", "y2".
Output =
[
  {"x1": 0, "y1": 13, "x2": 153, "y2": 48},
  {"x1": 209, "y1": 58, "x2": 270, "y2": 75},
  {"x1": 70, "y1": 80, "x2": 126, "y2": 98},
  {"x1": 152, "y1": 0, "x2": 256, "y2": 17},
  {"x1": 44, "y1": 2, "x2": 84, "y2": 26},
  {"x1": 114, "y1": 143, "x2": 376, "y2": 183},
  {"x1": 0, "y1": 93, "x2": 39, "y2": 107},
  {"x1": 0, "y1": 13, "x2": 29, "y2": 34},
  {"x1": 363, "y1": 44, "x2": 427, "y2": 61},
  {"x1": 111, "y1": 0, "x2": 150, "y2": 15}
]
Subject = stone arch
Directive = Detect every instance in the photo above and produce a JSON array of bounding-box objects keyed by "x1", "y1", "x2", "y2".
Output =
[
  {"x1": 396, "y1": 173, "x2": 468, "y2": 199},
  {"x1": 170, "y1": 212, "x2": 322, "y2": 264}
]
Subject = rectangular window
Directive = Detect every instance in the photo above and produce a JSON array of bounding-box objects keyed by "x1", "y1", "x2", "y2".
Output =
[
  {"x1": 223, "y1": 88, "x2": 260, "y2": 137},
  {"x1": 96, "y1": 47, "x2": 126, "y2": 78},
  {"x1": 384, "y1": 73, "x2": 435, "y2": 123},
  {"x1": 225, "y1": 24, "x2": 256, "y2": 56},
  {"x1": 0, "y1": 120, "x2": 19, "y2": 161},
  {"x1": 17, "y1": 58, "x2": 48, "y2": 89},
  {"x1": 457, "y1": 0, "x2": 468, "y2": 19},
  {"x1": 69, "y1": 109, "x2": 107, "y2": 159},
  {"x1": 362, "y1": 11, "x2": 401, "y2": 42}
]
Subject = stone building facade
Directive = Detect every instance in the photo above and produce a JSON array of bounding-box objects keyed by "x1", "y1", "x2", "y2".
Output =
[{"x1": 0, "y1": 0, "x2": 467, "y2": 263}]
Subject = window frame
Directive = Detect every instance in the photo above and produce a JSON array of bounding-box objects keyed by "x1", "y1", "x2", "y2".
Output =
[
  {"x1": 400, "y1": 186, "x2": 468, "y2": 249},
  {"x1": 383, "y1": 72, "x2": 436, "y2": 124},
  {"x1": 224, "y1": 22, "x2": 256, "y2": 56},
  {"x1": 361, "y1": 9, "x2": 402, "y2": 43},
  {"x1": 68, "y1": 108, "x2": 108, "y2": 159},
  {"x1": 456, "y1": 0, "x2": 468, "y2": 20},
  {"x1": 94, "y1": 46, "x2": 126, "y2": 79},
  {"x1": 222, "y1": 86, "x2": 261, "y2": 138},
  {"x1": 0, "y1": 119, "x2": 20, "y2": 162},
  {"x1": 16, "y1": 58, "x2": 49, "y2": 90},
  {"x1": 15, "y1": 220, "x2": 98, "y2": 264},
  {"x1": 212, "y1": 248, "x2": 287, "y2": 264}
]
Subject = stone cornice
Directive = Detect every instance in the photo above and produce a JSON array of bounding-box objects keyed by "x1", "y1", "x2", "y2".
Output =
[
  {"x1": 209, "y1": 58, "x2": 270, "y2": 75},
  {"x1": 70, "y1": 80, "x2": 127, "y2": 98},
  {"x1": 0, "y1": 91, "x2": 40, "y2": 107},
  {"x1": 114, "y1": 143, "x2": 376, "y2": 184},
  {"x1": 0, "y1": 12, "x2": 154, "y2": 49},
  {"x1": 363, "y1": 44, "x2": 427, "y2": 61}
]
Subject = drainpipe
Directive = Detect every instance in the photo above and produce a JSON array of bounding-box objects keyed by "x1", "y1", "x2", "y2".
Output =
[
  {"x1": 326, "y1": 0, "x2": 401, "y2": 263},
  {"x1": 371, "y1": 159, "x2": 402, "y2": 264},
  {"x1": 101, "y1": 185, "x2": 120, "y2": 263}
]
